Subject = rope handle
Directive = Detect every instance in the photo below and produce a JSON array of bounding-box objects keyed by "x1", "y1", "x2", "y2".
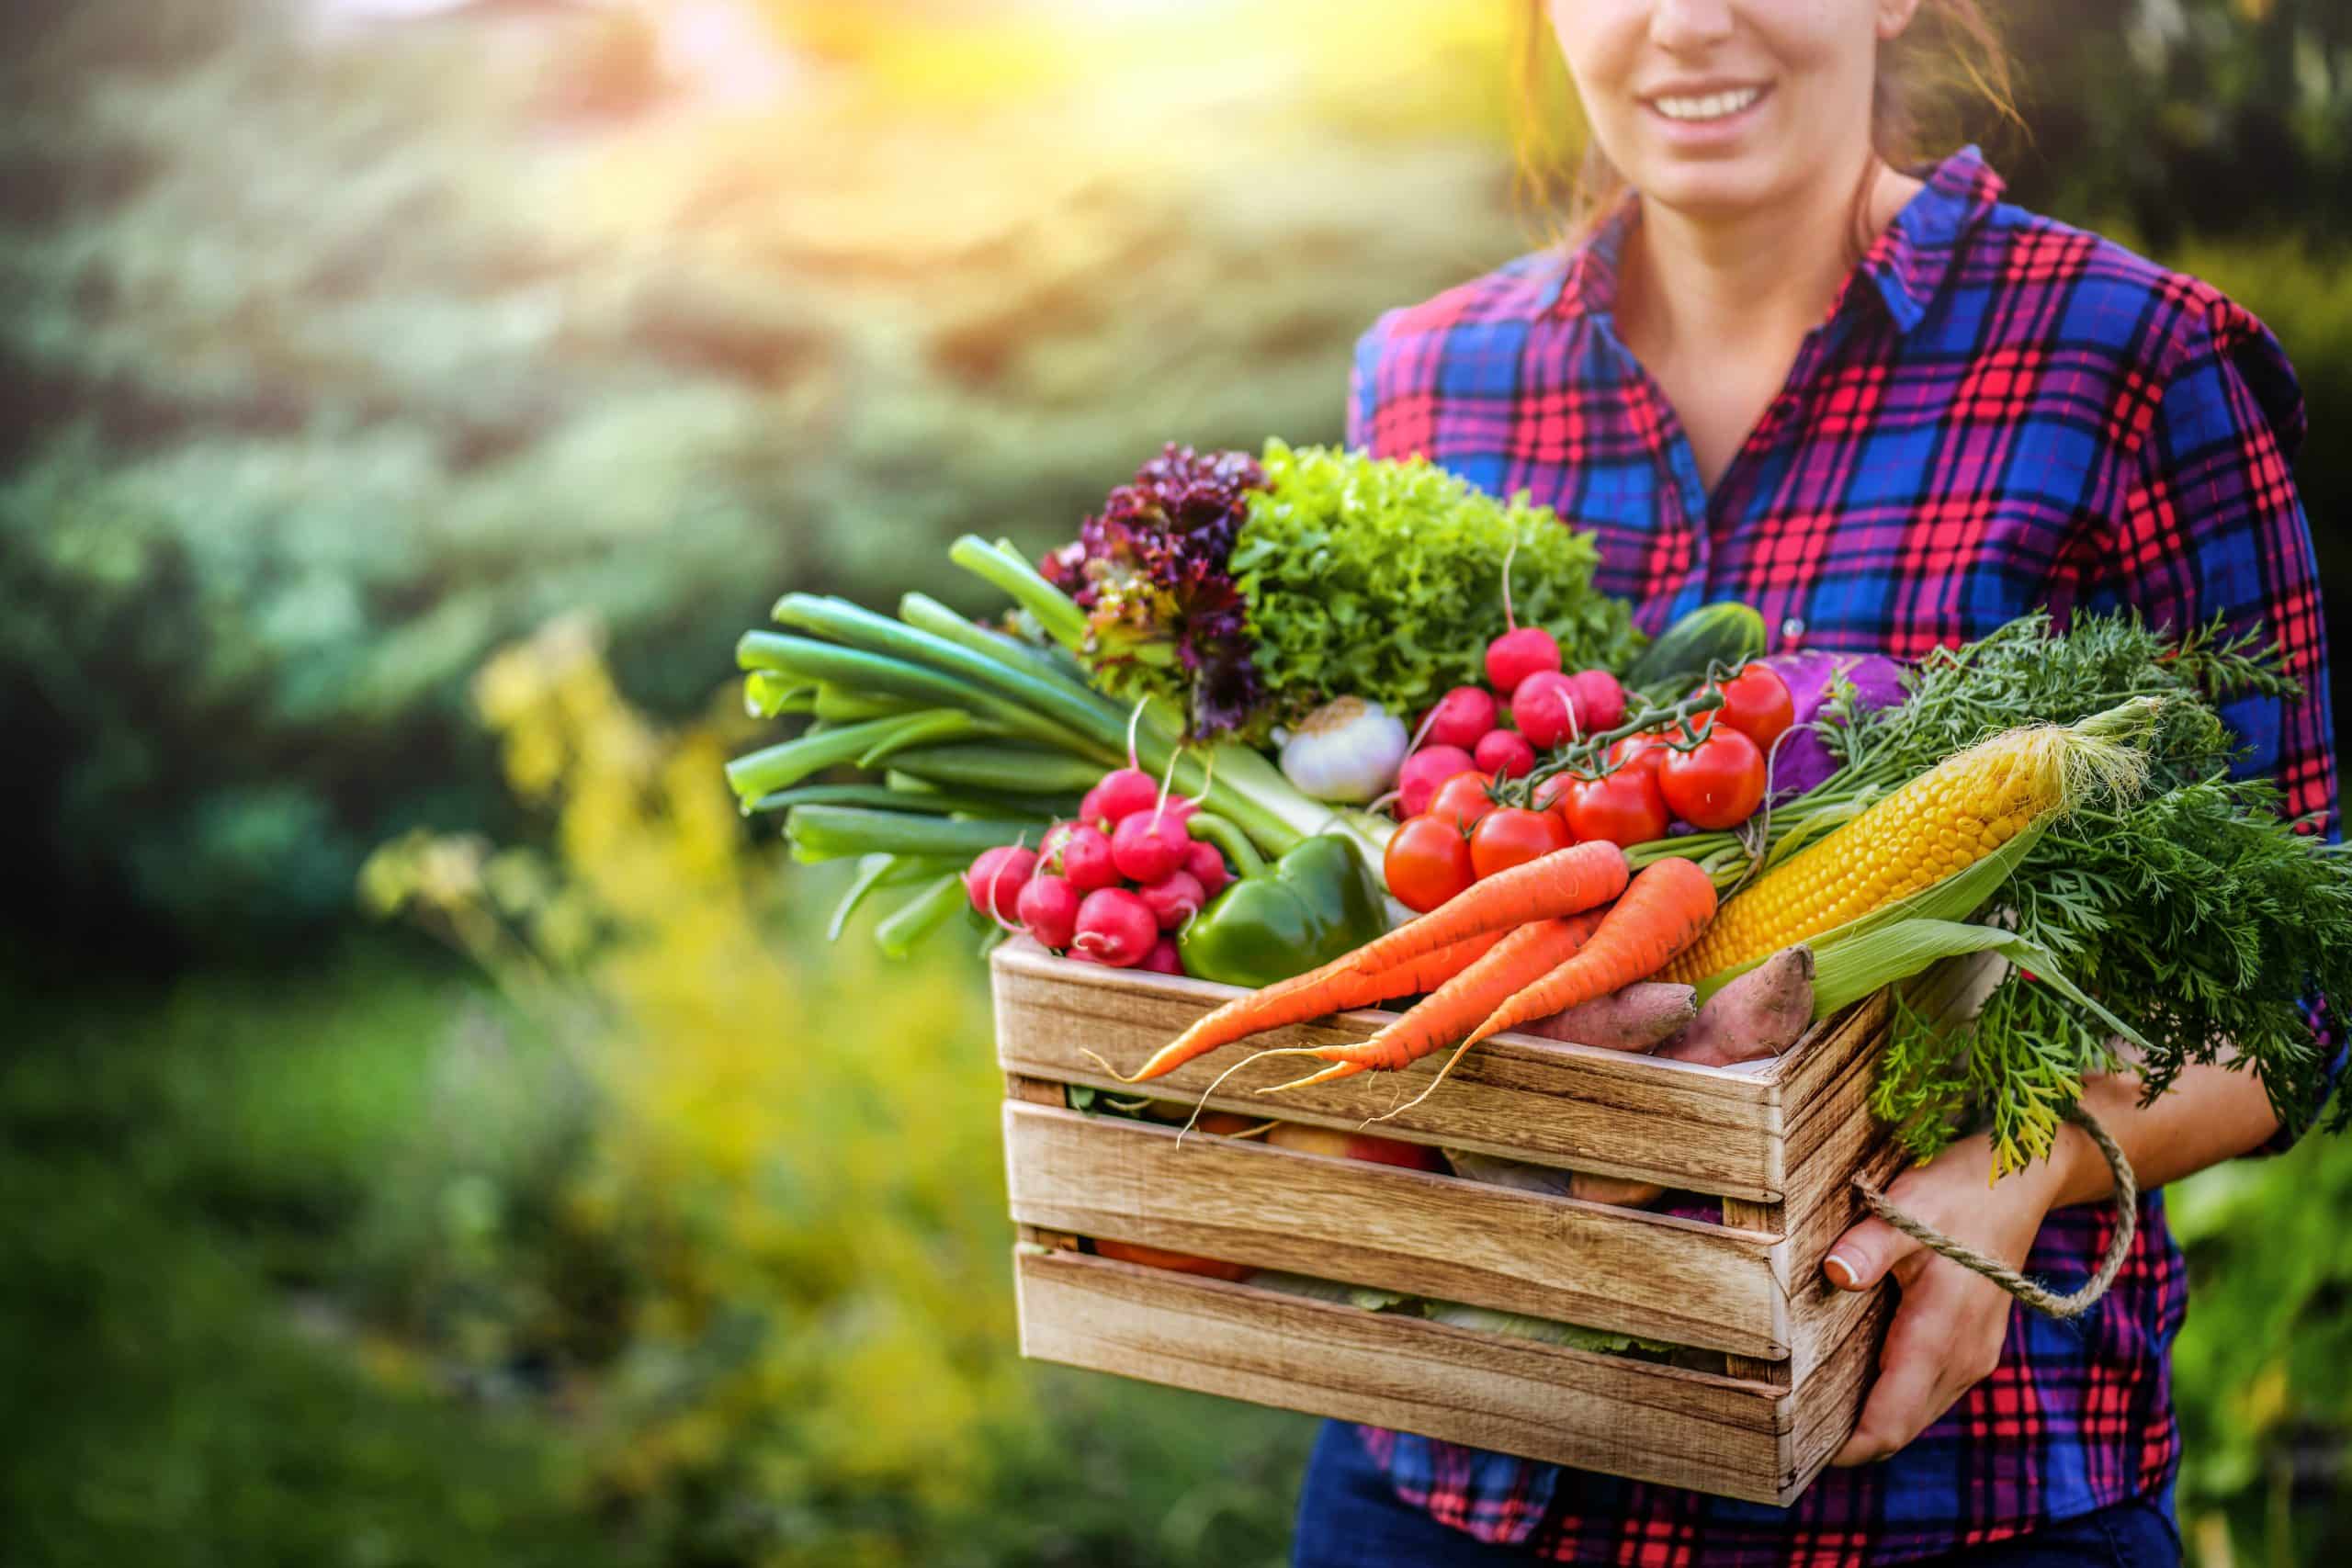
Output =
[{"x1": 1850, "y1": 1105, "x2": 2137, "y2": 1320}]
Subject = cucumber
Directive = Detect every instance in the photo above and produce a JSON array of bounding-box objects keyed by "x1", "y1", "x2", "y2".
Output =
[{"x1": 1625, "y1": 602, "x2": 1768, "y2": 690}]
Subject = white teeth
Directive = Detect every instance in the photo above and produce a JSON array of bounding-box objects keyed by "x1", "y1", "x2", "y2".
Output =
[{"x1": 1653, "y1": 87, "x2": 1763, "y2": 122}]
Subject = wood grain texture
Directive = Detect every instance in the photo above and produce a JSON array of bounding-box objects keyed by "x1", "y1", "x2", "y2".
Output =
[
  {"x1": 1005, "y1": 1101, "x2": 1789, "y2": 1359},
  {"x1": 1017, "y1": 1247, "x2": 1795, "y2": 1505},
  {"x1": 1783, "y1": 1276, "x2": 1894, "y2": 1500},
  {"x1": 1716, "y1": 1196, "x2": 1794, "y2": 1389},
  {"x1": 992, "y1": 940, "x2": 1783, "y2": 1201}
]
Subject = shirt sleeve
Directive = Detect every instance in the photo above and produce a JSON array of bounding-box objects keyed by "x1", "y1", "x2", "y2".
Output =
[
  {"x1": 2082, "y1": 298, "x2": 2343, "y2": 1152},
  {"x1": 1345, "y1": 315, "x2": 1389, "y2": 454}
]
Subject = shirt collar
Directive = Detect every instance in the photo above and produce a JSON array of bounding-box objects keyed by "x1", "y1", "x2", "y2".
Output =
[{"x1": 1550, "y1": 144, "x2": 2006, "y2": 335}]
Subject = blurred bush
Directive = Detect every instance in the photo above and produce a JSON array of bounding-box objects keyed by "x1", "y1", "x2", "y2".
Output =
[{"x1": 0, "y1": 0, "x2": 1524, "y2": 950}]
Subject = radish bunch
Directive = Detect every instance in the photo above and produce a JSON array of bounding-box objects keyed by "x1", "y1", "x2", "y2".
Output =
[{"x1": 962, "y1": 765, "x2": 1234, "y2": 975}]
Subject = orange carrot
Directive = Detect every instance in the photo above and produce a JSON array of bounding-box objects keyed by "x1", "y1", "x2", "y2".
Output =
[
  {"x1": 1110, "y1": 930, "x2": 1511, "y2": 1083},
  {"x1": 1338, "y1": 841, "x2": 1627, "y2": 979},
  {"x1": 1264, "y1": 911, "x2": 1604, "y2": 1092},
  {"x1": 1464, "y1": 856, "x2": 1719, "y2": 1050}
]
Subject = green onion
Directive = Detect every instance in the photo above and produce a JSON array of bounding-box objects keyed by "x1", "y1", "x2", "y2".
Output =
[
  {"x1": 786, "y1": 805, "x2": 1044, "y2": 863},
  {"x1": 725, "y1": 713, "x2": 952, "y2": 802},
  {"x1": 875, "y1": 874, "x2": 972, "y2": 958},
  {"x1": 887, "y1": 744, "x2": 1107, "y2": 795}
]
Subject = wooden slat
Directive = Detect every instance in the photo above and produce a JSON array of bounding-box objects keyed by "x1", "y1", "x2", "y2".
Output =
[
  {"x1": 992, "y1": 941, "x2": 1783, "y2": 1201},
  {"x1": 1781, "y1": 1279, "x2": 1894, "y2": 1503},
  {"x1": 1716, "y1": 1196, "x2": 1793, "y2": 1387},
  {"x1": 1006, "y1": 1102, "x2": 1788, "y2": 1360},
  {"x1": 1016, "y1": 1247, "x2": 1792, "y2": 1505}
]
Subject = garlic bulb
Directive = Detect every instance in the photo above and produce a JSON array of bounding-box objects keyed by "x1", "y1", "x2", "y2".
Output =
[{"x1": 1277, "y1": 696, "x2": 1409, "y2": 805}]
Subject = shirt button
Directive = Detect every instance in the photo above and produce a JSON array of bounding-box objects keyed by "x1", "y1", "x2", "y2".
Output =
[{"x1": 1781, "y1": 616, "x2": 1806, "y2": 645}]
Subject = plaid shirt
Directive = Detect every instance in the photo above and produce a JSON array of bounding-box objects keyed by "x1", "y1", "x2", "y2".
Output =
[{"x1": 1341, "y1": 145, "x2": 2337, "y2": 1563}]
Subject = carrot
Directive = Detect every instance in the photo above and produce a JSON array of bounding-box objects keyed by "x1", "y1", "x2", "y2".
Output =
[
  {"x1": 1337, "y1": 840, "x2": 1627, "y2": 979},
  {"x1": 1105, "y1": 930, "x2": 1511, "y2": 1083},
  {"x1": 1464, "y1": 856, "x2": 1719, "y2": 1050},
  {"x1": 1261, "y1": 911, "x2": 1604, "y2": 1093}
]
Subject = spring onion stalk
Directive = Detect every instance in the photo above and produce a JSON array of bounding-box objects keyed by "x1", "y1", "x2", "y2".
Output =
[
  {"x1": 726, "y1": 714, "x2": 958, "y2": 801},
  {"x1": 828, "y1": 854, "x2": 961, "y2": 943},
  {"x1": 947, "y1": 535, "x2": 1089, "y2": 651},
  {"x1": 897, "y1": 592, "x2": 1085, "y2": 694},
  {"x1": 747, "y1": 784, "x2": 1065, "y2": 819},
  {"x1": 853, "y1": 710, "x2": 978, "y2": 768},
  {"x1": 886, "y1": 745, "x2": 1108, "y2": 795},
  {"x1": 1183, "y1": 811, "x2": 1268, "y2": 879},
  {"x1": 875, "y1": 874, "x2": 970, "y2": 958},
  {"x1": 745, "y1": 672, "x2": 817, "y2": 718},
  {"x1": 785, "y1": 805, "x2": 1044, "y2": 863},
  {"x1": 811, "y1": 686, "x2": 923, "y2": 723}
]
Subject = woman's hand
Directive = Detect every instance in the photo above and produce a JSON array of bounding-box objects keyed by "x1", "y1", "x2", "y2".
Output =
[{"x1": 1821, "y1": 1132, "x2": 2070, "y2": 1468}]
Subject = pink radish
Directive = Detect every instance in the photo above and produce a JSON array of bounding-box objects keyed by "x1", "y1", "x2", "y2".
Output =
[
  {"x1": 1486, "y1": 627, "x2": 1561, "y2": 697},
  {"x1": 1111, "y1": 809, "x2": 1189, "y2": 884},
  {"x1": 1424, "y1": 687, "x2": 1498, "y2": 750},
  {"x1": 1183, "y1": 840, "x2": 1231, "y2": 899},
  {"x1": 1396, "y1": 745, "x2": 1476, "y2": 818},
  {"x1": 1136, "y1": 870, "x2": 1206, "y2": 931},
  {"x1": 1511, "y1": 670, "x2": 1583, "y2": 748},
  {"x1": 1015, "y1": 873, "x2": 1080, "y2": 950},
  {"x1": 1474, "y1": 728, "x2": 1536, "y2": 779},
  {"x1": 1056, "y1": 824, "x2": 1120, "y2": 892},
  {"x1": 1141, "y1": 938, "x2": 1185, "y2": 976},
  {"x1": 1081, "y1": 767, "x2": 1160, "y2": 827},
  {"x1": 1567, "y1": 669, "x2": 1627, "y2": 733},
  {"x1": 1484, "y1": 536, "x2": 1563, "y2": 696},
  {"x1": 964, "y1": 845, "x2": 1036, "y2": 922},
  {"x1": 1071, "y1": 887, "x2": 1158, "y2": 967}
]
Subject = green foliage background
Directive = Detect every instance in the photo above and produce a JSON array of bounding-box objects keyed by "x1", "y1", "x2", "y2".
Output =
[{"x1": 3, "y1": 0, "x2": 2348, "y2": 1563}]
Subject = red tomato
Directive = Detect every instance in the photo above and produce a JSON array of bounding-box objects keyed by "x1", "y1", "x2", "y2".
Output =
[
  {"x1": 1562, "y1": 769, "x2": 1671, "y2": 848},
  {"x1": 1426, "y1": 771, "x2": 1500, "y2": 834},
  {"x1": 1659, "y1": 728, "x2": 1768, "y2": 829},
  {"x1": 1469, "y1": 807, "x2": 1569, "y2": 880},
  {"x1": 1716, "y1": 665, "x2": 1796, "y2": 748},
  {"x1": 1606, "y1": 731, "x2": 1669, "y2": 786},
  {"x1": 1385, "y1": 815, "x2": 1476, "y2": 912}
]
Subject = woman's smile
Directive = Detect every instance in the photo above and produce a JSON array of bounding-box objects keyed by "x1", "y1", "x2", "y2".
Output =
[{"x1": 1640, "y1": 80, "x2": 1773, "y2": 142}]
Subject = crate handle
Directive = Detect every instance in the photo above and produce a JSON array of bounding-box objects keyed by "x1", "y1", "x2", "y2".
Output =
[{"x1": 1851, "y1": 1104, "x2": 2135, "y2": 1320}]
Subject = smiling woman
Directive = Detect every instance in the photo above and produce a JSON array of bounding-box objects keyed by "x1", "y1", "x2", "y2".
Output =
[{"x1": 1305, "y1": 1, "x2": 2338, "y2": 1565}]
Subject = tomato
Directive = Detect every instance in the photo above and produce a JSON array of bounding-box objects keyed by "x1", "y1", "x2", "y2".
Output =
[
  {"x1": 1092, "y1": 1238, "x2": 1253, "y2": 1280},
  {"x1": 1658, "y1": 728, "x2": 1768, "y2": 829},
  {"x1": 1606, "y1": 731, "x2": 1670, "y2": 785},
  {"x1": 1385, "y1": 814, "x2": 1476, "y2": 912},
  {"x1": 1715, "y1": 665, "x2": 1795, "y2": 748},
  {"x1": 1469, "y1": 807, "x2": 1569, "y2": 880},
  {"x1": 1561, "y1": 769, "x2": 1670, "y2": 848},
  {"x1": 1426, "y1": 770, "x2": 1500, "y2": 834}
]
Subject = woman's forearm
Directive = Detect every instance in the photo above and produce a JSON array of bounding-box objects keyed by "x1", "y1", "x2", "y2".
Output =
[{"x1": 2045, "y1": 1058, "x2": 2284, "y2": 1209}]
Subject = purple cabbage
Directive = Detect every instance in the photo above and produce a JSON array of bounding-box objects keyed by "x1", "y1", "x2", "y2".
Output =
[
  {"x1": 1041, "y1": 445, "x2": 1268, "y2": 736},
  {"x1": 1763, "y1": 651, "x2": 1907, "y2": 799}
]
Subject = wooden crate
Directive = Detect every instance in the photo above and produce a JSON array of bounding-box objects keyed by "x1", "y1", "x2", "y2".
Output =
[{"x1": 991, "y1": 938, "x2": 1904, "y2": 1506}]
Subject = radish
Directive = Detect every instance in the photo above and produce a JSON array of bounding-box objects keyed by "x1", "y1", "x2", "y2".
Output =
[
  {"x1": 1056, "y1": 823, "x2": 1120, "y2": 893},
  {"x1": 1136, "y1": 870, "x2": 1206, "y2": 931},
  {"x1": 1424, "y1": 687, "x2": 1498, "y2": 750},
  {"x1": 1484, "y1": 536, "x2": 1564, "y2": 696},
  {"x1": 1141, "y1": 938, "x2": 1185, "y2": 976},
  {"x1": 1567, "y1": 669, "x2": 1627, "y2": 733},
  {"x1": 1071, "y1": 887, "x2": 1158, "y2": 967},
  {"x1": 1081, "y1": 767, "x2": 1160, "y2": 828},
  {"x1": 1015, "y1": 873, "x2": 1080, "y2": 949},
  {"x1": 1111, "y1": 809, "x2": 1189, "y2": 884},
  {"x1": 1485, "y1": 626, "x2": 1561, "y2": 698},
  {"x1": 1182, "y1": 839, "x2": 1232, "y2": 899},
  {"x1": 1396, "y1": 744, "x2": 1476, "y2": 818},
  {"x1": 1474, "y1": 728, "x2": 1537, "y2": 779},
  {"x1": 963, "y1": 845, "x2": 1036, "y2": 922},
  {"x1": 1510, "y1": 670, "x2": 1583, "y2": 748}
]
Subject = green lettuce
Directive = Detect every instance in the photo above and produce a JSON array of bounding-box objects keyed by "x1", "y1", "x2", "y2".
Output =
[{"x1": 1231, "y1": 442, "x2": 1641, "y2": 725}]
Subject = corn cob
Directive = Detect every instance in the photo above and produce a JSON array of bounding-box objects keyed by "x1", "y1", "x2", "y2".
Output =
[{"x1": 1663, "y1": 716, "x2": 2146, "y2": 983}]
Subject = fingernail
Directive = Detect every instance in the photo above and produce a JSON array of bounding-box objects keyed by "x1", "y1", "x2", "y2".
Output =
[{"x1": 1824, "y1": 1251, "x2": 1860, "y2": 1290}]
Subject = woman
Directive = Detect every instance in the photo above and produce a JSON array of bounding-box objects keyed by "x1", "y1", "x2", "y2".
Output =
[{"x1": 1295, "y1": 1, "x2": 2337, "y2": 1563}]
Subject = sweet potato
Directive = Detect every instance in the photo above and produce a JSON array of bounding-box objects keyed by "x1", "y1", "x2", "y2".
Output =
[
  {"x1": 1521, "y1": 982, "x2": 1697, "y2": 1052},
  {"x1": 1657, "y1": 944, "x2": 1815, "y2": 1066}
]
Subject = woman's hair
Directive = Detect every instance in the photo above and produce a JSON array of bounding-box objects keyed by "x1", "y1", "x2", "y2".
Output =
[{"x1": 1509, "y1": 0, "x2": 2023, "y2": 256}]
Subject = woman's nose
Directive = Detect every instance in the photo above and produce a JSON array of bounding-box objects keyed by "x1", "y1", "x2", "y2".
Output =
[{"x1": 1648, "y1": 0, "x2": 1737, "y2": 51}]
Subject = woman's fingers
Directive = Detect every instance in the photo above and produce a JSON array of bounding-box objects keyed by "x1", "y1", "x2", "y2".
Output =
[{"x1": 1823, "y1": 1213, "x2": 1920, "y2": 1291}]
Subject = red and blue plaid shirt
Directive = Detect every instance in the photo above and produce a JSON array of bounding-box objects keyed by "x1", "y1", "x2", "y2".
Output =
[{"x1": 1342, "y1": 145, "x2": 2337, "y2": 1563}]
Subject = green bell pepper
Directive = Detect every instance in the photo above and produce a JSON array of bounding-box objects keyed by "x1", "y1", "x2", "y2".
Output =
[{"x1": 1177, "y1": 817, "x2": 1387, "y2": 989}]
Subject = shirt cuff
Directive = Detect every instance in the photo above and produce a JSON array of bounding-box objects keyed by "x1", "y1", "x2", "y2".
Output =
[{"x1": 2250, "y1": 991, "x2": 2345, "y2": 1157}]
